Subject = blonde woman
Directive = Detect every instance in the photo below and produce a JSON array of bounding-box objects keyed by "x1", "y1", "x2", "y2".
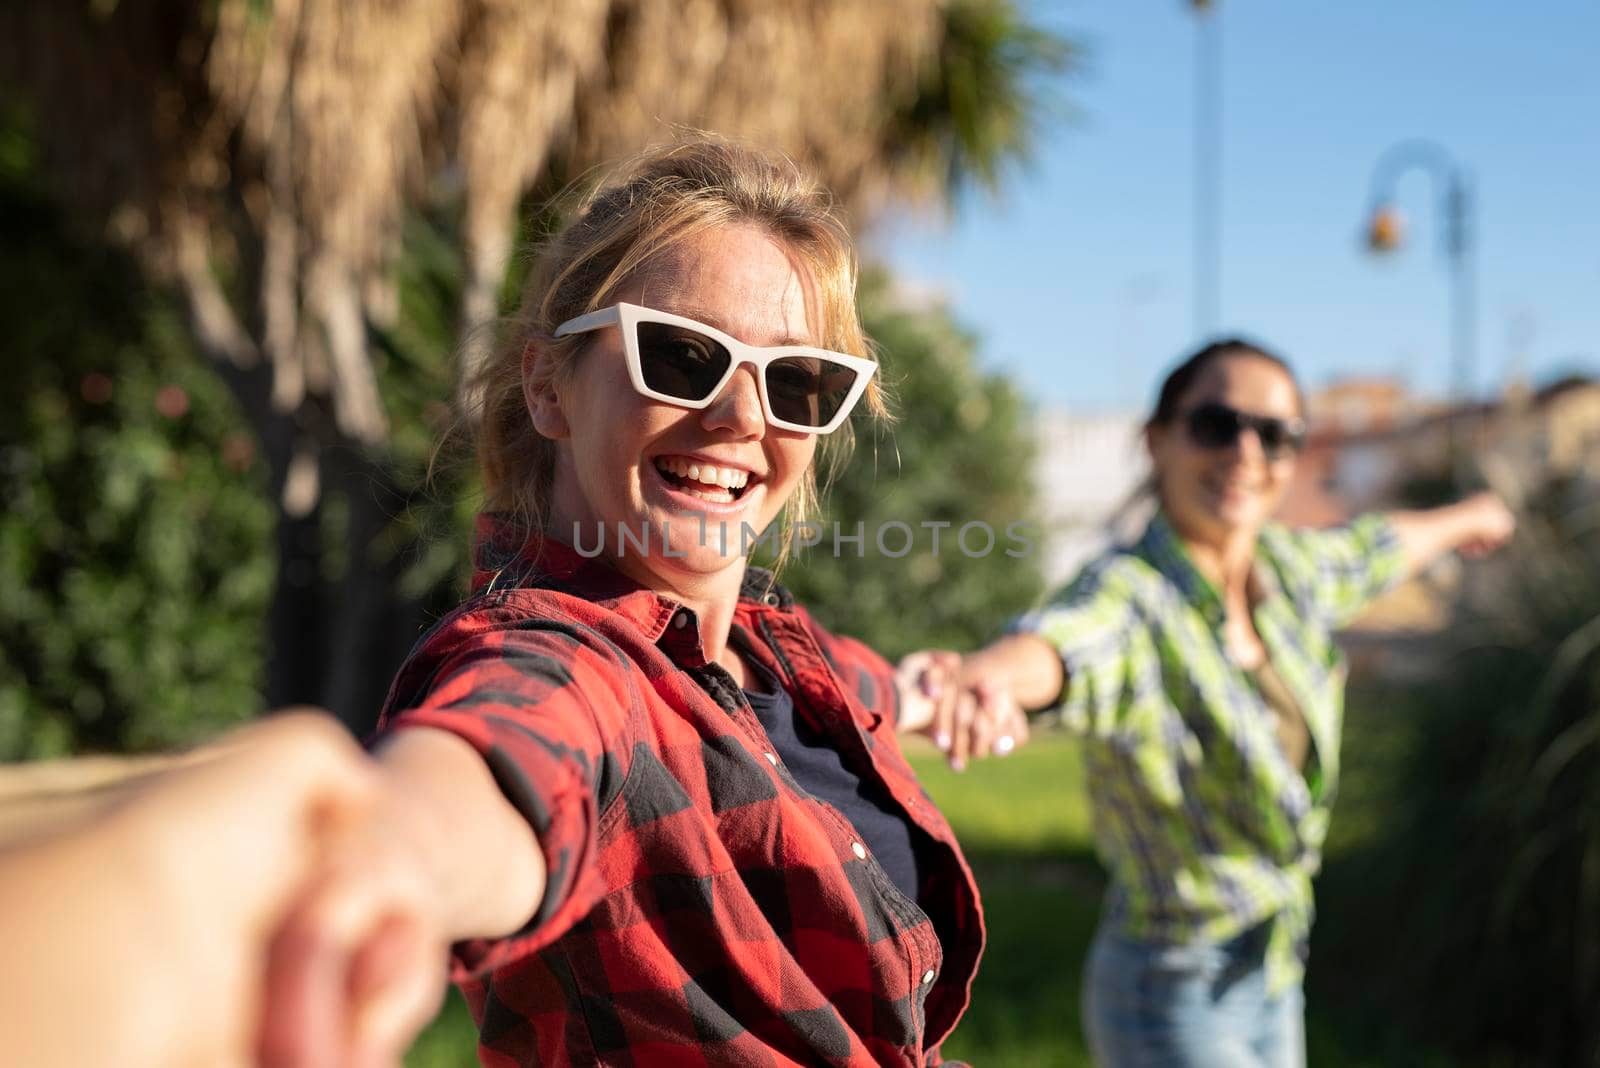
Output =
[{"x1": 243, "y1": 138, "x2": 1025, "y2": 1068}]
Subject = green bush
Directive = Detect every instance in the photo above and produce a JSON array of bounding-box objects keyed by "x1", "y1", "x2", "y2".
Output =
[
  {"x1": 1316, "y1": 479, "x2": 1600, "y2": 1065},
  {"x1": 0, "y1": 164, "x2": 1045, "y2": 757},
  {"x1": 0, "y1": 156, "x2": 273, "y2": 758},
  {"x1": 779, "y1": 270, "x2": 1047, "y2": 657}
]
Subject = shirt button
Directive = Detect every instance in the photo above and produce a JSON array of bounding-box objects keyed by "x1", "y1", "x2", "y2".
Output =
[
  {"x1": 921, "y1": 969, "x2": 936, "y2": 985},
  {"x1": 764, "y1": 751, "x2": 778, "y2": 766},
  {"x1": 672, "y1": 611, "x2": 689, "y2": 629},
  {"x1": 851, "y1": 841, "x2": 867, "y2": 860}
]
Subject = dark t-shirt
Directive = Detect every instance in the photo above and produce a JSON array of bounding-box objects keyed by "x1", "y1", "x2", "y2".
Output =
[{"x1": 742, "y1": 672, "x2": 926, "y2": 907}]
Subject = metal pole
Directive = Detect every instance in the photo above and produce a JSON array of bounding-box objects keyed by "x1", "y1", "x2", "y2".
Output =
[
  {"x1": 1193, "y1": 3, "x2": 1221, "y2": 338},
  {"x1": 1363, "y1": 140, "x2": 1479, "y2": 464},
  {"x1": 1447, "y1": 171, "x2": 1477, "y2": 484},
  {"x1": 1447, "y1": 173, "x2": 1475, "y2": 404}
]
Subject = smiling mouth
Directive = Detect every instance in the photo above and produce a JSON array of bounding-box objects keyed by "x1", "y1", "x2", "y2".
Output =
[
  {"x1": 653, "y1": 457, "x2": 755, "y2": 505},
  {"x1": 1204, "y1": 472, "x2": 1259, "y2": 498}
]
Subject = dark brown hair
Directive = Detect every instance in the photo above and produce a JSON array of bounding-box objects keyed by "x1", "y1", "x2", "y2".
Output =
[{"x1": 1145, "y1": 337, "x2": 1302, "y2": 430}]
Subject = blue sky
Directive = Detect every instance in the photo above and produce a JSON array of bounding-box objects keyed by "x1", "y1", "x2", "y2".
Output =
[{"x1": 873, "y1": 0, "x2": 1600, "y2": 413}]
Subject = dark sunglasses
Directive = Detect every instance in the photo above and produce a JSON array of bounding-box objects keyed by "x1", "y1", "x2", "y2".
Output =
[
  {"x1": 1182, "y1": 402, "x2": 1307, "y2": 459},
  {"x1": 552, "y1": 303, "x2": 876, "y2": 434}
]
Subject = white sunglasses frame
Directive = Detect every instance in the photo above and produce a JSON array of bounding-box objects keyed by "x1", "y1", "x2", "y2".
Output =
[{"x1": 551, "y1": 302, "x2": 877, "y2": 435}]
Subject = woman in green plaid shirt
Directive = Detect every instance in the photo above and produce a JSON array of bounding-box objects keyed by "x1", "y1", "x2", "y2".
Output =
[{"x1": 902, "y1": 339, "x2": 1515, "y2": 1067}]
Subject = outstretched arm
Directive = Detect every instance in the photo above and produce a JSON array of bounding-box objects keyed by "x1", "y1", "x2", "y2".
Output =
[
  {"x1": 898, "y1": 561, "x2": 1142, "y2": 766},
  {"x1": 0, "y1": 712, "x2": 549, "y2": 1068},
  {"x1": 896, "y1": 636, "x2": 1061, "y2": 770},
  {"x1": 0, "y1": 712, "x2": 442, "y2": 1068},
  {"x1": 1387, "y1": 490, "x2": 1516, "y2": 578},
  {"x1": 257, "y1": 726, "x2": 545, "y2": 1068}
]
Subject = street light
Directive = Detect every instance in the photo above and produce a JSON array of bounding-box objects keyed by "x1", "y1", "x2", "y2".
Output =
[
  {"x1": 1189, "y1": 0, "x2": 1222, "y2": 337},
  {"x1": 1360, "y1": 139, "x2": 1478, "y2": 406}
]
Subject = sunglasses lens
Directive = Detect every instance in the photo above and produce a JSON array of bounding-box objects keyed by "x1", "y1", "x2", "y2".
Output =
[
  {"x1": 1256, "y1": 421, "x2": 1291, "y2": 456},
  {"x1": 766, "y1": 356, "x2": 861, "y2": 429},
  {"x1": 1186, "y1": 404, "x2": 1241, "y2": 449},
  {"x1": 636, "y1": 322, "x2": 732, "y2": 400}
]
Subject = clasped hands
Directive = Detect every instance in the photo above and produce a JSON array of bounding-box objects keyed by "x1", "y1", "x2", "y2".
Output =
[
  {"x1": 895, "y1": 650, "x2": 1029, "y2": 771},
  {"x1": 0, "y1": 712, "x2": 449, "y2": 1068}
]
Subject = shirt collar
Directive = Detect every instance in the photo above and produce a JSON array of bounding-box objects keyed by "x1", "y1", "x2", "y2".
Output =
[
  {"x1": 471, "y1": 513, "x2": 794, "y2": 638},
  {"x1": 1139, "y1": 509, "x2": 1285, "y2": 627}
]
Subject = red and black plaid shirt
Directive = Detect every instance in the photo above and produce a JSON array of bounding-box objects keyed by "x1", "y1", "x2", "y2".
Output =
[{"x1": 377, "y1": 518, "x2": 984, "y2": 1066}]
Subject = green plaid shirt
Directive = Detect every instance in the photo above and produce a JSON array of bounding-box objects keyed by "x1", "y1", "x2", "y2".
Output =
[{"x1": 1016, "y1": 510, "x2": 1406, "y2": 992}]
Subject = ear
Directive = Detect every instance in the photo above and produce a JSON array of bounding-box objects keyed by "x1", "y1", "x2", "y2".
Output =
[
  {"x1": 522, "y1": 339, "x2": 570, "y2": 440},
  {"x1": 1143, "y1": 421, "x2": 1165, "y2": 464}
]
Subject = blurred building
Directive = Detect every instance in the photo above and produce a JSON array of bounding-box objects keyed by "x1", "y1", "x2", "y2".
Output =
[
  {"x1": 1280, "y1": 374, "x2": 1600, "y2": 526},
  {"x1": 1033, "y1": 409, "x2": 1148, "y2": 585},
  {"x1": 1028, "y1": 376, "x2": 1600, "y2": 643},
  {"x1": 1279, "y1": 373, "x2": 1600, "y2": 660}
]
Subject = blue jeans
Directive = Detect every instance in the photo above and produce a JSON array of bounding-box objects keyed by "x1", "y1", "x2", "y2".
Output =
[{"x1": 1082, "y1": 922, "x2": 1305, "y2": 1068}]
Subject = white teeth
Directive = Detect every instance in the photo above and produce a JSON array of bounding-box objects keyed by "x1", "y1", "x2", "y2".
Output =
[{"x1": 656, "y1": 457, "x2": 751, "y2": 491}]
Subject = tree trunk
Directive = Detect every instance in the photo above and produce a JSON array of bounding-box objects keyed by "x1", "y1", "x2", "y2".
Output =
[
  {"x1": 265, "y1": 501, "x2": 328, "y2": 712},
  {"x1": 322, "y1": 447, "x2": 435, "y2": 738},
  {"x1": 263, "y1": 426, "x2": 329, "y2": 714},
  {"x1": 262, "y1": 444, "x2": 441, "y2": 738}
]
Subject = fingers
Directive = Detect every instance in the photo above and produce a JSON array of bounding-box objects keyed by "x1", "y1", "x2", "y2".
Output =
[
  {"x1": 257, "y1": 837, "x2": 446, "y2": 1068},
  {"x1": 918, "y1": 652, "x2": 961, "y2": 755},
  {"x1": 900, "y1": 651, "x2": 1033, "y2": 772},
  {"x1": 949, "y1": 681, "x2": 1028, "y2": 771},
  {"x1": 893, "y1": 651, "x2": 950, "y2": 738},
  {"x1": 949, "y1": 689, "x2": 977, "y2": 771},
  {"x1": 259, "y1": 892, "x2": 341, "y2": 1068},
  {"x1": 259, "y1": 866, "x2": 386, "y2": 1068},
  {"x1": 348, "y1": 917, "x2": 448, "y2": 1068},
  {"x1": 980, "y1": 681, "x2": 1029, "y2": 758},
  {"x1": 968, "y1": 686, "x2": 995, "y2": 764}
]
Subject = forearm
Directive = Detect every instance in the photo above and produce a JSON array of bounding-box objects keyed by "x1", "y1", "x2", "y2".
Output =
[
  {"x1": 0, "y1": 752, "x2": 202, "y2": 850},
  {"x1": 1385, "y1": 492, "x2": 1504, "y2": 578},
  {"x1": 960, "y1": 634, "x2": 1065, "y2": 713},
  {"x1": 0, "y1": 725, "x2": 350, "y2": 1068},
  {"x1": 374, "y1": 727, "x2": 545, "y2": 943},
  {"x1": 0, "y1": 816, "x2": 184, "y2": 1068}
]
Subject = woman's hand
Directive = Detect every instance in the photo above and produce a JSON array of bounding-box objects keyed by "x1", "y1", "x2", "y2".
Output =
[
  {"x1": 1391, "y1": 490, "x2": 1518, "y2": 576},
  {"x1": 255, "y1": 778, "x2": 451, "y2": 1068},
  {"x1": 0, "y1": 710, "x2": 449, "y2": 1068},
  {"x1": 257, "y1": 726, "x2": 545, "y2": 1068},
  {"x1": 896, "y1": 650, "x2": 1029, "y2": 771},
  {"x1": 145, "y1": 714, "x2": 452, "y2": 1068},
  {"x1": 1454, "y1": 490, "x2": 1516, "y2": 558}
]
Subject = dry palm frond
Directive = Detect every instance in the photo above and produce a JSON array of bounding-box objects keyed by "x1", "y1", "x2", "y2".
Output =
[
  {"x1": 451, "y1": 0, "x2": 612, "y2": 405},
  {"x1": 567, "y1": 0, "x2": 939, "y2": 210},
  {"x1": 2, "y1": 0, "x2": 1065, "y2": 479},
  {"x1": 206, "y1": 0, "x2": 462, "y2": 443}
]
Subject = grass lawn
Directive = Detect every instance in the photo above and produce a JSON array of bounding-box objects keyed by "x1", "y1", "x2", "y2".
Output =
[
  {"x1": 408, "y1": 726, "x2": 1436, "y2": 1066},
  {"x1": 908, "y1": 733, "x2": 1404, "y2": 1068},
  {"x1": 903, "y1": 732, "x2": 1102, "y2": 1066}
]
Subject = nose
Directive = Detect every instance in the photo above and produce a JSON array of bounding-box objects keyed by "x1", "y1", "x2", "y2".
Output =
[
  {"x1": 701, "y1": 365, "x2": 766, "y2": 439},
  {"x1": 1231, "y1": 426, "x2": 1267, "y2": 465}
]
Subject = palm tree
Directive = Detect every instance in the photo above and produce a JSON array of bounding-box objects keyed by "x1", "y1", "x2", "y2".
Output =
[{"x1": 0, "y1": 0, "x2": 1074, "y2": 726}]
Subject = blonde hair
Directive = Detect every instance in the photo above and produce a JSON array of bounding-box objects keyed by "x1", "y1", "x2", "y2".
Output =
[{"x1": 469, "y1": 135, "x2": 888, "y2": 568}]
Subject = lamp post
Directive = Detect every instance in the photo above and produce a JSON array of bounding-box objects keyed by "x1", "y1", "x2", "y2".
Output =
[
  {"x1": 1190, "y1": 0, "x2": 1222, "y2": 337},
  {"x1": 1361, "y1": 139, "x2": 1478, "y2": 407}
]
